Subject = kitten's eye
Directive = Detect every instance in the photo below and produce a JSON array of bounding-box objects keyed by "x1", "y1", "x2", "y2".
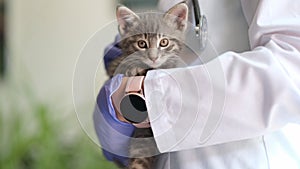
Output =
[
  {"x1": 159, "y1": 38, "x2": 169, "y2": 47},
  {"x1": 137, "y1": 40, "x2": 147, "y2": 49}
]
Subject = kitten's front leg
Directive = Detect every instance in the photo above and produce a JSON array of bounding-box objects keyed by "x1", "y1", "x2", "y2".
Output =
[
  {"x1": 128, "y1": 128, "x2": 158, "y2": 169},
  {"x1": 125, "y1": 67, "x2": 148, "y2": 76}
]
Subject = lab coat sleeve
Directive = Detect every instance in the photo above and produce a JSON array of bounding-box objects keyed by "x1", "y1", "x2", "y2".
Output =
[{"x1": 144, "y1": 0, "x2": 300, "y2": 152}]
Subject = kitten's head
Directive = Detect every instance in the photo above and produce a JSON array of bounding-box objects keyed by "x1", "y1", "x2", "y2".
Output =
[{"x1": 116, "y1": 2, "x2": 188, "y2": 69}]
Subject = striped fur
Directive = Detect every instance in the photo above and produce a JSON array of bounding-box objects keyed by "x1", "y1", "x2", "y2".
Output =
[{"x1": 107, "y1": 2, "x2": 188, "y2": 169}]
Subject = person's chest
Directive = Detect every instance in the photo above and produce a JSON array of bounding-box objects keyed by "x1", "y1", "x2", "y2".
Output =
[{"x1": 201, "y1": 0, "x2": 250, "y2": 54}]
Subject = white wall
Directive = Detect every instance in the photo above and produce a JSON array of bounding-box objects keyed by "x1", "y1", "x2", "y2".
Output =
[
  {"x1": 0, "y1": 0, "x2": 119, "y2": 140},
  {"x1": 6, "y1": 0, "x2": 117, "y2": 108}
]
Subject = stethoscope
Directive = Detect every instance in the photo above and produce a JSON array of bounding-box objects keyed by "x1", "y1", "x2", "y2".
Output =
[{"x1": 191, "y1": 0, "x2": 208, "y2": 50}]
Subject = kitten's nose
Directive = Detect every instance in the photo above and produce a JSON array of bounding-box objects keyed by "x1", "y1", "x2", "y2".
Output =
[
  {"x1": 149, "y1": 56, "x2": 158, "y2": 62},
  {"x1": 149, "y1": 49, "x2": 158, "y2": 62}
]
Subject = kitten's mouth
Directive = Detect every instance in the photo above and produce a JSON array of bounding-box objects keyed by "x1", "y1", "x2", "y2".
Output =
[{"x1": 147, "y1": 62, "x2": 162, "y2": 68}]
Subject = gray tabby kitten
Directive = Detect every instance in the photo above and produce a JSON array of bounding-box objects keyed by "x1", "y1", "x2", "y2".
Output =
[
  {"x1": 107, "y1": 2, "x2": 188, "y2": 169},
  {"x1": 107, "y1": 2, "x2": 188, "y2": 78}
]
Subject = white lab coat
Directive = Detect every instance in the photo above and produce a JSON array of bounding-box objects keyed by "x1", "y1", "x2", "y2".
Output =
[{"x1": 143, "y1": 0, "x2": 300, "y2": 168}]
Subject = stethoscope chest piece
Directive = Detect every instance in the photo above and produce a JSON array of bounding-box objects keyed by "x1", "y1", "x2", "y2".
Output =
[{"x1": 192, "y1": 0, "x2": 208, "y2": 51}]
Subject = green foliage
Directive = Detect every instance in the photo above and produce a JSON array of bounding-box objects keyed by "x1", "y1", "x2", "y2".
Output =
[{"x1": 0, "y1": 90, "x2": 118, "y2": 169}]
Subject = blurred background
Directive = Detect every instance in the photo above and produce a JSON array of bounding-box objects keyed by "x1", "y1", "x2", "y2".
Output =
[{"x1": 0, "y1": 0, "x2": 157, "y2": 168}]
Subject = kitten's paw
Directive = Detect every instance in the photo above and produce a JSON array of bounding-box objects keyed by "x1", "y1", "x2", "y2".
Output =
[{"x1": 126, "y1": 67, "x2": 147, "y2": 76}]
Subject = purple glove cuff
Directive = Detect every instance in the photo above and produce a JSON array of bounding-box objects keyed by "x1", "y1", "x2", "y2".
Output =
[
  {"x1": 94, "y1": 75, "x2": 135, "y2": 166},
  {"x1": 103, "y1": 35, "x2": 122, "y2": 71}
]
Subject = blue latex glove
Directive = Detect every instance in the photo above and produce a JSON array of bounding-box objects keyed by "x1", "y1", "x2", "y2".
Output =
[
  {"x1": 103, "y1": 35, "x2": 122, "y2": 71},
  {"x1": 93, "y1": 36, "x2": 135, "y2": 166}
]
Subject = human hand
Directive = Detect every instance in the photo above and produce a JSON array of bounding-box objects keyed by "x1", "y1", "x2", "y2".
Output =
[
  {"x1": 111, "y1": 76, "x2": 150, "y2": 128},
  {"x1": 111, "y1": 77, "x2": 130, "y2": 123}
]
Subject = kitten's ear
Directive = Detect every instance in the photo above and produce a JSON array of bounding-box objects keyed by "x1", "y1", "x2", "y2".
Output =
[
  {"x1": 164, "y1": 2, "x2": 188, "y2": 31},
  {"x1": 116, "y1": 5, "x2": 139, "y2": 35}
]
